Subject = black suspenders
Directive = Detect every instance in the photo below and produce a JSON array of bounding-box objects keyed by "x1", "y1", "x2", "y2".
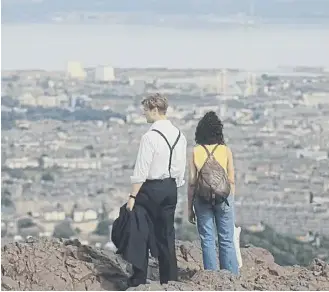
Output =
[{"x1": 151, "y1": 129, "x2": 181, "y2": 177}]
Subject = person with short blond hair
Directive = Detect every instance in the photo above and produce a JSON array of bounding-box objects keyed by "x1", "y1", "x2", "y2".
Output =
[
  {"x1": 125, "y1": 93, "x2": 187, "y2": 287},
  {"x1": 141, "y1": 93, "x2": 169, "y2": 115}
]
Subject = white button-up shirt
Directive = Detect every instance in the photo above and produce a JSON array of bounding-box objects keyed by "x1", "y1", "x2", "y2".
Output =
[{"x1": 130, "y1": 120, "x2": 187, "y2": 187}]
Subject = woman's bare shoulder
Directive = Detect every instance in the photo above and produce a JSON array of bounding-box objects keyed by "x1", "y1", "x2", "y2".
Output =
[
  {"x1": 225, "y1": 145, "x2": 233, "y2": 155},
  {"x1": 193, "y1": 144, "x2": 202, "y2": 150}
]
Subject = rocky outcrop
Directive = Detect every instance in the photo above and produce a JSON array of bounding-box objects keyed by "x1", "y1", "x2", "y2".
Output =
[
  {"x1": 1, "y1": 238, "x2": 129, "y2": 291},
  {"x1": 1, "y1": 238, "x2": 329, "y2": 291}
]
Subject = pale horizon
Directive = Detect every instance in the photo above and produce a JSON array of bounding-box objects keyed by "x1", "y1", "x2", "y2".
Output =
[{"x1": 2, "y1": 23, "x2": 329, "y2": 71}]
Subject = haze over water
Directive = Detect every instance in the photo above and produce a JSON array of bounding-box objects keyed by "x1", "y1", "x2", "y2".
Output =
[{"x1": 2, "y1": 23, "x2": 329, "y2": 70}]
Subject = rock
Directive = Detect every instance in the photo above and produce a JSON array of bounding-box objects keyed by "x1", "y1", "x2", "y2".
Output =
[
  {"x1": 1, "y1": 276, "x2": 20, "y2": 290},
  {"x1": 1, "y1": 238, "x2": 129, "y2": 291},
  {"x1": 1, "y1": 237, "x2": 329, "y2": 291},
  {"x1": 309, "y1": 258, "x2": 329, "y2": 277}
]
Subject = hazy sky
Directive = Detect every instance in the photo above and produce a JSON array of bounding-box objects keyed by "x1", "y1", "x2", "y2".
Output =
[{"x1": 2, "y1": 24, "x2": 329, "y2": 70}]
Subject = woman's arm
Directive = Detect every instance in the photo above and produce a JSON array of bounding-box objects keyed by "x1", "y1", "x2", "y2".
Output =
[
  {"x1": 227, "y1": 147, "x2": 236, "y2": 195},
  {"x1": 188, "y1": 150, "x2": 197, "y2": 211}
]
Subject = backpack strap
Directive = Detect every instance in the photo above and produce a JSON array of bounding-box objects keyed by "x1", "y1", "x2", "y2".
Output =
[
  {"x1": 197, "y1": 144, "x2": 217, "y2": 180},
  {"x1": 152, "y1": 129, "x2": 181, "y2": 177},
  {"x1": 201, "y1": 144, "x2": 220, "y2": 157},
  {"x1": 211, "y1": 144, "x2": 220, "y2": 155},
  {"x1": 201, "y1": 144, "x2": 211, "y2": 156}
]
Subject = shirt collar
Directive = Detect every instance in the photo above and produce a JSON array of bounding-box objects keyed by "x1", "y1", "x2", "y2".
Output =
[{"x1": 149, "y1": 119, "x2": 171, "y2": 131}]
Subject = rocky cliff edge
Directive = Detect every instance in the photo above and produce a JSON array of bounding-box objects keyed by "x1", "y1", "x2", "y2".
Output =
[{"x1": 1, "y1": 238, "x2": 329, "y2": 291}]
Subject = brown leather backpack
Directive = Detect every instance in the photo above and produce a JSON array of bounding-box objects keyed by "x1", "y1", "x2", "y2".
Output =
[{"x1": 194, "y1": 144, "x2": 231, "y2": 206}]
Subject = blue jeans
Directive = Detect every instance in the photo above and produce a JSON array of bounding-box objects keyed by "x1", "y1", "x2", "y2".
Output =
[{"x1": 194, "y1": 195, "x2": 239, "y2": 275}]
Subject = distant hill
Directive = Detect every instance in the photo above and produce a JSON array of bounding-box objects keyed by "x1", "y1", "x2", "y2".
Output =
[
  {"x1": 240, "y1": 224, "x2": 329, "y2": 266},
  {"x1": 2, "y1": 0, "x2": 329, "y2": 24}
]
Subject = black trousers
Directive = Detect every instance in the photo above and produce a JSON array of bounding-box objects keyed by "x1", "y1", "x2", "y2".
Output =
[{"x1": 132, "y1": 178, "x2": 178, "y2": 285}]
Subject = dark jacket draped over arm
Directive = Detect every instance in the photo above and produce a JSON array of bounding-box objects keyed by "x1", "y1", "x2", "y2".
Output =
[{"x1": 111, "y1": 193, "x2": 158, "y2": 271}]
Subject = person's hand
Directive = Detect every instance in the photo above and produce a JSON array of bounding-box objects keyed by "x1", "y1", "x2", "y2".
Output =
[
  {"x1": 126, "y1": 197, "x2": 135, "y2": 211},
  {"x1": 188, "y1": 208, "x2": 196, "y2": 225}
]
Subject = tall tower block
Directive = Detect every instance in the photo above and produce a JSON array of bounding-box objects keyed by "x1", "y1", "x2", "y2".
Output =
[{"x1": 217, "y1": 69, "x2": 227, "y2": 95}]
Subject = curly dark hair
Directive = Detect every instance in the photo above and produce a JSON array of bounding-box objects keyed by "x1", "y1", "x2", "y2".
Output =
[{"x1": 195, "y1": 111, "x2": 225, "y2": 145}]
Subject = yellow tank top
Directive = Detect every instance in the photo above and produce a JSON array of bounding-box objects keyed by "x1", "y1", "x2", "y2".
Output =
[{"x1": 193, "y1": 144, "x2": 228, "y2": 173}]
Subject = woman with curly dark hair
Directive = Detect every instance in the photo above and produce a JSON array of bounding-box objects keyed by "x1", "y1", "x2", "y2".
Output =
[{"x1": 187, "y1": 111, "x2": 239, "y2": 275}]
